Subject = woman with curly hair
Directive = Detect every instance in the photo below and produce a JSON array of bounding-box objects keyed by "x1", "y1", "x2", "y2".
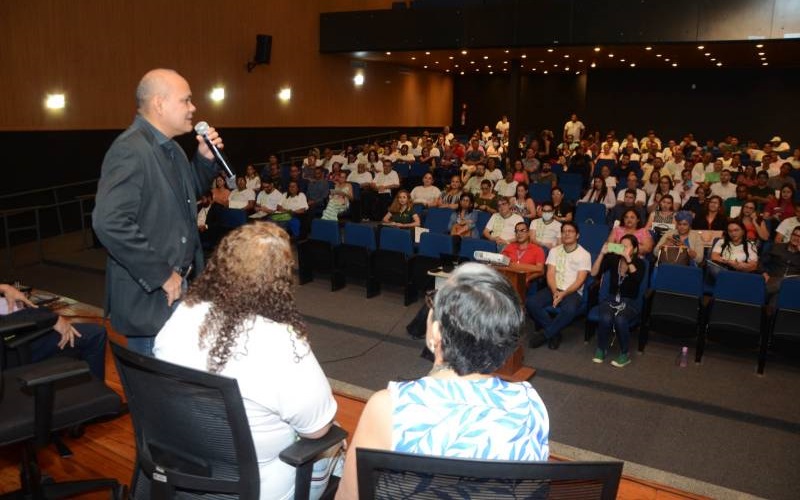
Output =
[{"x1": 154, "y1": 222, "x2": 340, "y2": 500}]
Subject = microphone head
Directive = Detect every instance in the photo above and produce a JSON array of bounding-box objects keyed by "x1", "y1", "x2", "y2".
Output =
[{"x1": 194, "y1": 121, "x2": 209, "y2": 135}]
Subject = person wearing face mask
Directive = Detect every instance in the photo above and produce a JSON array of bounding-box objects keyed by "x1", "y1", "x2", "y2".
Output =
[{"x1": 530, "y1": 201, "x2": 562, "y2": 249}]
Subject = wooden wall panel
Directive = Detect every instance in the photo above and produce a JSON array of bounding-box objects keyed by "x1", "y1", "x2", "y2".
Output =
[{"x1": 0, "y1": 0, "x2": 452, "y2": 131}]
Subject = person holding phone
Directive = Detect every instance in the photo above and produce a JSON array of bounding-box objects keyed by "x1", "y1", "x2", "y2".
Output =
[
  {"x1": 654, "y1": 211, "x2": 704, "y2": 266},
  {"x1": 590, "y1": 235, "x2": 645, "y2": 368}
]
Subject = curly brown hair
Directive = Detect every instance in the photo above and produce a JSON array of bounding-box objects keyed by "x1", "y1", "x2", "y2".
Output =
[{"x1": 184, "y1": 222, "x2": 306, "y2": 373}]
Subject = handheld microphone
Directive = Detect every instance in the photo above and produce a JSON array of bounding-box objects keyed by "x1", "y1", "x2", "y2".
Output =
[{"x1": 194, "y1": 121, "x2": 236, "y2": 187}]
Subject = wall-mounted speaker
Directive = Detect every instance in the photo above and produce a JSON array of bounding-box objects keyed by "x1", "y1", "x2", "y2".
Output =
[{"x1": 247, "y1": 34, "x2": 272, "y2": 72}]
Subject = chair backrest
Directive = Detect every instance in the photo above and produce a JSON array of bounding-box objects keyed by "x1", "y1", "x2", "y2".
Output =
[
  {"x1": 653, "y1": 264, "x2": 704, "y2": 296},
  {"x1": 418, "y1": 231, "x2": 454, "y2": 258},
  {"x1": 349, "y1": 181, "x2": 362, "y2": 201},
  {"x1": 423, "y1": 207, "x2": 453, "y2": 234},
  {"x1": 561, "y1": 184, "x2": 582, "y2": 203},
  {"x1": 218, "y1": 208, "x2": 248, "y2": 228},
  {"x1": 575, "y1": 203, "x2": 607, "y2": 225},
  {"x1": 343, "y1": 222, "x2": 377, "y2": 250},
  {"x1": 777, "y1": 277, "x2": 800, "y2": 310},
  {"x1": 558, "y1": 172, "x2": 583, "y2": 187},
  {"x1": 394, "y1": 162, "x2": 411, "y2": 178},
  {"x1": 528, "y1": 184, "x2": 552, "y2": 203},
  {"x1": 458, "y1": 237, "x2": 498, "y2": 259},
  {"x1": 595, "y1": 159, "x2": 616, "y2": 170},
  {"x1": 110, "y1": 342, "x2": 260, "y2": 498},
  {"x1": 379, "y1": 227, "x2": 414, "y2": 256},
  {"x1": 475, "y1": 211, "x2": 493, "y2": 235},
  {"x1": 577, "y1": 223, "x2": 610, "y2": 259},
  {"x1": 713, "y1": 270, "x2": 766, "y2": 305},
  {"x1": 409, "y1": 162, "x2": 430, "y2": 177},
  {"x1": 309, "y1": 218, "x2": 340, "y2": 246},
  {"x1": 356, "y1": 448, "x2": 623, "y2": 500}
]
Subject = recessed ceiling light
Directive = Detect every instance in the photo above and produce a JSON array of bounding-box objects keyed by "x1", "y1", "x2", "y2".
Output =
[
  {"x1": 520, "y1": 64, "x2": 524, "y2": 68},
  {"x1": 564, "y1": 54, "x2": 570, "y2": 58},
  {"x1": 210, "y1": 87, "x2": 225, "y2": 102},
  {"x1": 475, "y1": 68, "x2": 479, "y2": 72},
  {"x1": 504, "y1": 50, "x2": 509, "y2": 53},
  {"x1": 489, "y1": 71, "x2": 493, "y2": 75},
  {"x1": 503, "y1": 68, "x2": 507, "y2": 72},
  {"x1": 411, "y1": 56, "x2": 416, "y2": 60},
  {"x1": 564, "y1": 66, "x2": 570, "y2": 71},
  {"x1": 756, "y1": 44, "x2": 764, "y2": 48},
  {"x1": 594, "y1": 47, "x2": 601, "y2": 52},
  {"x1": 425, "y1": 51, "x2": 430, "y2": 55},
  {"x1": 434, "y1": 61, "x2": 439, "y2": 64},
  {"x1": 710, "y1": 58, "x2": 716, "y2": 61},
  {"x1": 278, "y1": 87, "x2": 291, "y2": 101},
  {"x1": 521, "y1": 54, "x2": 527, "y2": 59},
  {"x1": 423, "y1": 65, "x2": 428, "y2": 69},
  {"x1": 460, "y1": 71, "x2": 465, "y2": 75},
  {"x1": 543, "y1": 70, "x2": 549, "y2": 74},
  {"x1": 762, "y1": 62, "x2": 768, "y2": 66},
  {"x1": 385, "y1": 52, "x2": 391, "y2": 55},
  {"x1": 608, "y1": 53, "x2": 614, "y2": 58},
  {"x1": 630, "y1": 63, "x2": 636, "y2": 67},
  {"x1": 645, "y1": 46, "x2": 652, "y2": 51},
  {"x1": 487, "y1": 64, "x2": 492, "y2": 68},
  {"x1": 704, "y1": 52, "x2": 711, "y2": 56},
  {"x1": 656, "y1": 54, "x2": 662, "y2": 57},
  {"x1": 461, "y1": 50, "x2": 467, "y2": 55},
  {"x1": 672, "y1": 62, "x2": 678, "y2": 67},
  {"x1": 758, "y1": 52, "x2": 765, "y2": 56},
  {"x1": 503, "y1": 60, "x2": 508, "y2": 64},
  {"x1": 45, "y1": 93, "x2": 66, "y2": 109},
  {"x1": 591, "y1": 62, "x2": 596, "y2": 68},
  {"x1": 665, "y1": 58, "x2": 671, "y2": 61},
  {"x1": 717, "y1": 62, "x2": 723, "y2": 67},
  {"x1": 578, "y1": 59, "x2": 584, "y2": 63},
  {"x1": 483, "y1": 55, "x2": 488, "y2": 60},
  {"x1": 446, "y1": 69, "x2": 450, "y2": 73},
  {"x1": 547, "y1": 48, "x2": 554, "y2": 53},
  {"x1": 539, "y1": 60, "x2": 545, "y2": 63},
  {"x1": 454, "y1": 64, "x2": 459, "y2": 68},
  {"x1": 576, "y1": 71, "x2": 581, "y2": 75},
  {"x1": 449, "y1": 56, "x2": 454, "y2": 60},
  {"x1": 553, "y1": 63, "x2": 559, "y2": 67},
  {"x1": 620, "y1": 58, "x2": 626, "y2": 62},
  {"x1": 697, "y1": 45, "x2": 704, "y2": 49},
  {"x1": 531, "y1": 68, "x2": 537, "y2": 71},
  {"x1": 470, "y1": 61, "x2": 475, "y2": 64},
  {"x1": 760, "y1": 57, "x2": 767, "y2": 60}
]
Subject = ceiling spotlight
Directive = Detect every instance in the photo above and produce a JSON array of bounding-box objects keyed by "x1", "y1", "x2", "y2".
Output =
[
  {"x1": 353, "y1": 73, "x2": 364, "y2": 86},
  {"x1": 564, "y1": 67, "x2": 570, "y2": 71},
  {"x1": 547, "y1": 48, "x2": 554, "y2": 52},
  {"x1": 672, "y1": 62, "x2": 678, "y2": 67},
  {"x1": 454, "y1": 64, "x2": 459, "y2": 68},
  {"x1": 425, "y1": 51, "x2": 430, "y2": 55},
  {"x1": 710, "y1": 58, "x2": 716, "y2": 61},
  {"x1": 423, "y1": 65, "x2": 428, "y2": 69},
  {"x1": 521, "y1": 54, "x2": 527, "y2": 59},
  {"x1": 756, "y1": 43, "x2": 764, "y2": 48},
  {"x1": 411, "y1": 56, "x2": 416, "y2": 60},
  {"x1": 385, "y1": 51, "x2": 391, "y2": 55},
  {"x1": 503, "y1": 68, "x2": 507, "y2": 72},
  {"x1": 665, "y1": 58, "x2": 671, "y2": 61},
  {"x1": 210, "y1": 87, "x2": 225, "y2": 102},
  {"x1": 590, "y1": 62, "x2": 596, "y2": 68},
  {"x1": 697, "y1": 45, "x2": 704, "y2": 50},
  {"x1": 504, "y1": 50, "x2": 509, "y2": 53},
  {"x1": 576, "y1": 71, "x2": 581, "y2": 75},
  {"x1": 434, "y1": 61, "x2": 439, "y2": 64},
  {"x1": 564, "y1": 54, "x2": 570, "y2": 58},
  {"x1": 531, "y1": 68, "x2": 537, "y2": 71},
  {"x1": 762, "y1": 62, "x2": 768, "y2": 66},
  {"x1": 449, "y1": 56, "x2": 454, "y2": 60},
  {"x1": 489, "y1": 71, "x2": 493, "y2": 75},
  {"x1": 483, "y1": 55, "x2": 488, "y2": 60},
  {"x1": 503, "y1": 60, "x2": 508, "y2": 64},
  {"x1": 543, "y1": 70, "x2": 549, "y2": 74},
  {"x1": 553, "y1": 63, "x2": 559, "y2": 67},
  {"x1": 45, "y1": 93, "x2": 65, "y2": 109},
  {"x1": 461, "y1": 50, "x2": 468, "y2": 55},
  {"x1": 758, "y1": 52, "x2": 765, "y2": 56},
  {"x1": 608, "y1": 53, "x2": 614, "y2": 58},
  {"x1": 539, "y1": 60, "x2": 545, "y2": 63},
  {"x1": 656, "y1": 54, "x2": 662, "y2": 57},
  {"x1": 445, "y1": 69, "x2": 450, "y2": 73},
  {"x1": 620, "y1": 58, "x2": 626, "y2": 62},
  {"x1": 704, "y1": 52, "x2": 711, "y2": 56},
  {"x1": 475, "y1": 68, "x2": 479, "y2": 72},
  {"x1": 717, "y1": 62, "x2": 723, "y2": 67},
  {"x1": 578, "y1": 59, "x2": 584, "y2": 63},
  {"x1": 761, "y1": 57, "x2": 767, "y2": 60},
  {"x1": 594, "y1": 47, "x2": 601, "y2": 52},
  {"x1": 645, "y1": 46, "x2": 652, "y2": 51},
  {"x1": 278, "y1": 87, "x2": 291, "y2": 101},
  {"x1": 487, "y1": 64, "x2": 492, "y2": 68},
  {"x1": 460, "y1": 71, "x2": 465, "y2": 75},
  {"x1": 470, "y1": 61, "x2": 475, "y2": 64},
  {"x1": 630, "y1": 63, "x2": 636, "y2": 67}
]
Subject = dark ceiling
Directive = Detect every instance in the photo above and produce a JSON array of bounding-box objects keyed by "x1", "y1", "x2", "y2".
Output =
[{"x1": 348, "y1": 40, "x2": 800, "y2": 75}]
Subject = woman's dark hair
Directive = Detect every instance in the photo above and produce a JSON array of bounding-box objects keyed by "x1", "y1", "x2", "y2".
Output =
[
  {"x1": 658, "y1": 175, "x2": 674, "y2": 192},
  {"x1": 458, "y1": 192, "x2": 474, "y2": 214},
  {"x1": 619, "y1": 233, "x2": 639, "y2": 257},
  {"x1": 659, "y1": 194, "x2": 674, "y2": 207},
  {"x1": 589, "y1": 176, "x2": 608, "y2": 202},
  {"x1": 620, "y1": 208, "x2": 642, "y2": 228},
  {"x1": 185, "y1": 222, "x2": 305, "y2": 373},
  {"x1": 432, "y1": 263, "x2": 524, "y2": 375},
  {"x1": 388, "y1": 189, "x2": 412, "y2": 214},
  {"x1": 721, "y1": 219, "x2": 752, "y2": 262},
  {"x1": 780, "y1": 183, "x2": 796, "y2": 199}
]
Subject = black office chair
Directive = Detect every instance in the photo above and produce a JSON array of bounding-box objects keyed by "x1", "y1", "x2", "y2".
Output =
[
  {"x1": 356, "y1": 448, "x2": 623, "y2": 500},
  {"x1": 111, "y1": 341, "x2": 347, "y2": 500},
  {"x1": 0, "y1": 321, "x2": 125, "y2": 499}
]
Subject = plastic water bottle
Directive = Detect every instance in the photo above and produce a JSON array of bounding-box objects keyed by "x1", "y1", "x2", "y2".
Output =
[{"x1": 676, "y1": 346, "x2": 689, "y2": 368}]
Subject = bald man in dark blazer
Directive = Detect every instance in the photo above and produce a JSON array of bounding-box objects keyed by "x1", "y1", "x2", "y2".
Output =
[{"x1": 93, "y1": 68, "x2": 223, "y2": 355}]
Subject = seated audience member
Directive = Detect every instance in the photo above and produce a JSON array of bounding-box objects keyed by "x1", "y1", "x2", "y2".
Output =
[
  {"x1": 395, "y1": 144, "x2": 415, "y2": 164},
  {"x1": 244, "y1": 164, "x2": 261, "y2": 192},
  {"x1": 643, "y1": 170, "x2": 661, "y2": 198},
  {"x1": 448, "y1": 193, "x2": 479, "y2": 238},
  {"x1": 306, "y1": 167, "x2": 330, "y2": 217},
  {"x1": 276, "y1": 180, "x2": 309, "y2": 237},
  {"x1": 0, "y1": 284, "x2": 106, "y2": 379},
  {"x1": 251, "y1": 178, "x2": 283, "y2": 220},
  {"x1": 748, "y1": 171, "x2": 773, "y2": 210},
  {"x1": 648, "y1": 176, "x2": 681, "y2": 213},
  {"x1": 580, "y1": 176, "x2": 616, "y2": 210},
  {"x1": 767, "y1": 163, "x2": 797, "y2": 191},
  {"x1": 363, "y1": 160, "x2": 401, "y2": 221},
  {"x1": 483, "y1": 198, "x2": 524, "y2": 250},
  {"x1": 463, "y1": 163, "x2": 488, "y2": 196},
  {"x1": 211, "y1": 174, "x2": 231, "y2": 207},
  {"x1": 155, "y1": 223, "x2": 340, "y2": 500},
  {"x1": 616, "y1": 172, "x2": 647, "y2": 206},
  {"x1": 724, "y1": 184, "x2": 750, "y2": 217},
  {"x1": 474, "y1": 180, "x2": 500, "y2": 214},
  {"x1": 260, "y1": 154, "x2": 281, "y2": 182},
  {"x1": 484, "y1": 157, "x2": 503, "y2": 183},
  {"x1": 790, "y1": 148, "x2": 800, "y2": 169},
  {"x1": 511, "y1": 159, "x2": 529, "y2": 185},
  {"x1": 691, "y1": 153, "x2": 714, "y2": 183},
  {"x1": 321, "y1": 171, "x2": 353, "y2": 221},
  {"x1": 682, "y1": 185, "x2": 708, "y2": 216},
  {"x1": 608, "y1": 189, "x2": 647, "y2": 227},
  {"x1": 287, "y1": 164, "x2": 309, "y2": 194},
  {"x1": 709, "y1": 220, "x2": 759, "y2": 273},
  {"x1": 511, "y1": 183, "x2": 536, "y2": 219},
  {"x1": 568, "y1": 144, "x2": 593, "y2": 189},
  {"x1": 382, "y1": 190, "x2": 420, "y2": 228},
  {"x1": 502, "y1": 222, "x2": 546, "y2": 278},
  {"x1": 736, "y1": 165, "x2": 758, "y2": 188},
  {"x1": 326, "y1": 162, "x2": 345, "y2": 182},
  {"x1": 599, "y1": 164, "x2": 617, "y2": 189},
  {"x1": 522, "y1": 148, "x2": 541, "y2": 174},
  {"x1": 409, "y1": 172, "x2": 441, "y2": 208},
  {"x1": 302, "y1": 152, "x2": 322, "y2": 179},
  {"x1": 494, "y1": 169, "x2": 518, "y2": 198},
  {"x1": 530, "y1": 201, "x2": 562, "y2": 249},
  {"x1": 709, "y1": 170, "x2": 737, "y2": 201},
  {"x1": 347, "y1": 162, "x2": 373, "y2": 186},
  {"x1": 439, "y1": 175, "x2": 464, "y2": 209},
  {"x1": 418, "y1": 146, "x2": 437, "y2": 169},
  {"x1": 674, "y1": 168, "x2": 697, "y2": 206},
  {"x1": 613, "y1": 154, "x2": 640, "y2": 180},
  {"x1": 733, "y1": 200, "x2": 770, "y2": 243},
  {"x1": 609, "y1": 208, "x2": 654, "y2": 255},
  {"x1": 770, "y1": 136, "x2": 791, "y2": 153},
  {"x1": 590, "y1": 235, "x2": 645, "y2": 368},
  {"x1": 365, "y1": 150, "x2": 382, "y2": 173},
  {"x1": 762, "y1": 227, "x2": 800, "y2": 305},
  {"x1": 764, "y1": 185, "x2": 797, "y2": 222},
  {"x1": 596, "y1": 142, "x2": 616, "y2": 162},
  {"x1": 531, "y1": 161, "x2": 558, "y2": 186},
  {"x1": 480, "y1": 125, "x2": 494, "y2": 143},
  {"x1": 527, "y1": 222, "x2": 592, "y2": 350},
  {"x1": 646, "y1": 194, "x2": 676, "y2": 239},
  {"x1": 775, "y1": 199, "x2": 800, "y2": 243},
  {"x1": 551, "y1": 187, "x2": 575, "y2": 223},
  {"x1": 228, "y1": 176, "x2": 256, "y2": 213},
  {"x1": 692, "y1": 195, "x2": 727, "y2": 230},
  {"x1": 462, "y1": 138, "x2": 486, "y2": 173},
  {"x1": 654, "y1": 211, "x2": 704, "y2": 266},
  {"x1": 336, "y1": 263, "x2": 549, "y2": 500}
]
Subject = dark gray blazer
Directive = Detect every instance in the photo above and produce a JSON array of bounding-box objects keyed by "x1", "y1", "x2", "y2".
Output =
[{"x1": 93, "y1": 116, "x2": 217, "y2": 337}]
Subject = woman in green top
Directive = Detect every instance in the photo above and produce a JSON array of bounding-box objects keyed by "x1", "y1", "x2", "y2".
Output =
[
  {"x1": 474, "y1": 179, "x2": 499, "y2": 214},
  {"x1": 383, "y1": 190, "x2": 420, "y2": 228}
]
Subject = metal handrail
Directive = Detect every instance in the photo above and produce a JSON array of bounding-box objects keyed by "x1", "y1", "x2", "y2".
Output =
[{"x1": 275, "y1": 130, "x2": 399, "y2": 163}]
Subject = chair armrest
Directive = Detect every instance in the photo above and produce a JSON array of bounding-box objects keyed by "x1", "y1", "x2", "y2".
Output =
[
  {"x1": 0, "y1": 319, "x2": 38, "y2": 336},
  {"x1": 5, "y1": 326, "x2": 54, "y2": 349},
  {"x1": 279, "y1": 425, "x2": 347, "y2": 467},
  {"x1": 16, "y1": 357, "x2": 90, "y2": 388}
]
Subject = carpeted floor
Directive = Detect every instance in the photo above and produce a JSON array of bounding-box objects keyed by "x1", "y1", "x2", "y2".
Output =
[{"x1": 6, "y1": 232, "x2": 800, "y2": 499}]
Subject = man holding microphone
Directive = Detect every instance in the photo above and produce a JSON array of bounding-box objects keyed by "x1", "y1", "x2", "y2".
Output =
[{"x1": 94, "y1": 68, "x2": 224, "y2": 355}]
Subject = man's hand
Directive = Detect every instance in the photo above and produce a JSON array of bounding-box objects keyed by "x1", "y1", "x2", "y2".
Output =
[
  {"x1": 0, "y1": 284, "x2": 36, "y2": 312},
  {"x1": 552, "y1": 290, "x2": 564, "y2": 307},
  {"x1": 162, "y1": 271, "x2": 183, "y2": 307},
  {"x1": 196, "y1": 126, "x2": 224, "y2": 161},
  {"x1": 53, "y1": 316, "x2": 82, "y2": 349}
]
